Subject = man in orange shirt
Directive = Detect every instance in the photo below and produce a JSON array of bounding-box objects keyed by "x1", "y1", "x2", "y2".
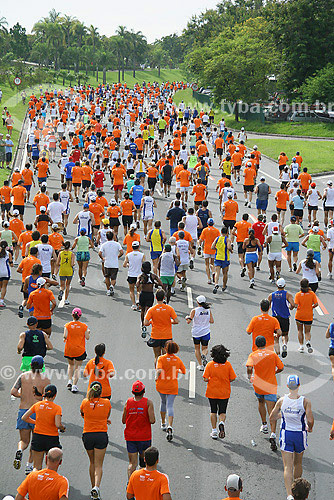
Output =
[
  {"x1": 176, "y1": 165, "x2": 191, "y2": 203},
  {"x1": 246, "y1": 299, "x2": 282, "y2": 353},
  {"x1": 37, "y1": 158, "x2": 49, "y2": 185},
  {"x1": 243, "y1": 162, "x2": 256, "y2": 208},
  {"x1": 246, "y1": 335, "x2": 284, "y2": 451},
  {"x1": 112, "y1": 162, "x2": 127, "y2": 202},
  {"x1": 18, "y1": 224, "x2": 33, "y2": 258},
  {"x1": 275, "y1": 184, "x2": 290, "y2": 225},
  {"x1": 298, "y1": 167, "x2": 312, "y2": 195},
  {"x1": 231, "y1": 148, "x2": 243, "y2": 183},
  {"x1": 222, "y1": 194, "x2": 239, "y2": 232},
  {"x1": 0, "y1": 179, "x2": 12, "y2": 220},
  {"x1": 33, "y1": 185, "x2": 50, "y2": 215},
  {"x1": 120, "y1": 193, "x2": 136, "y2": 236},
  {"x1": 21, "y1": 163, "x2": 35, "y2": 201},
  {"x1": 11, "y1": 180, "x2": 27, "y2": 220},
  {"x1": 26, "y1": 277, "x2": 56, "y2": 336},
  {"x1": 215, "y1": 135, "x2": 224, "y2": 161},
  {"x1": 15, "y1": 447, "x2": 69, "y2": 500},
  {"x1": 81, "y1": 161, "x2": 93, "y2": 196},
  {"x1": 191, "y1": 179, "x2": 207, "y2": 209},
  {"x1": 89, "y1": 196, "x2": 105, "y2": 240},
  {"x1": 71, "y1": 161, "x2": 82, "y2": 203},
  {"x1": 231, "y1": 214, "x2": 252, "y2": 275},
  {"x1": 198, "y1": 218, "x2": 220, "y2": 284}
]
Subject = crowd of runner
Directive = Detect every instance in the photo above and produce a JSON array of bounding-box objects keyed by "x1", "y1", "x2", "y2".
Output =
[{"x1": 1, "y1": 80, "x2": 333, "y2": 500}]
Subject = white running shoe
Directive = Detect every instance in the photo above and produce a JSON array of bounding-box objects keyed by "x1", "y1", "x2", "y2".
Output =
[
  {"x1": 298, "y1": 345, "x2": 305, "y2": 353},
  {"x1": 197, "y1": 365, "x2": 204, "y2": 371},
  {"x1": 260, "y1": 423, "x2": 269, "y2": 434},
  {"x1": 161, "y1": 422, "x2": 167, "y2": 431},
  {"x1": 210, "y1": 429, "x2": 218, "y2": 440},
  {"x1": 71, "y1": 385, "x2": 79, "y2": 393},
  {"x1": 90, "y1": 486, "x2": 101, "y2": 499}
]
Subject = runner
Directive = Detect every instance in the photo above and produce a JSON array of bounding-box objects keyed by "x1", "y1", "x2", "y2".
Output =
[
  {"x1": 123, "y1": 241, "x2": 145, "y2": 309},
  {"x1": 83, "y1": 343, "x2": 115, "y2": 399},
  {"x1": 325, "y1": 319, "x2": 334, "y2": 381},
  {"x1": 243, "y1": 228, "x2": 262, "y2": 288},
  {"x1": 246, "y1": 335, "x2": 284, "y2": 451},
  {"x1": 284, "y1": 216, "x2": 304, "y2": 272},
  {"x1": 141, "y1": 190, "x2": 157, "y2": 236},
  {"x1": 71, "y1": 228, "x2": 94, "y2": 287},
  {"x1": 247, "y1": 299, "x2": 282, "y2": 353},
  {"x1": 296, "y1": 249, "x2": 321, "y2": 292},
  {"x1": 198, "y1": 218, "x2": 220, "y2": 285},
  {"x1": 155, "y1": 340, "x2": 186, "y2": 442},
  {"x1": 146, "y1": 220, "x2": 166, "y2": 274},
  {"x1": 137, "y1": 261, "x2": 163, "y2": 338},
  {"x1": 55, "y1": 241, "x2": 75, "y2": 305},
  {"x1": 98, "y1": 231, "x2": 123, "y2": 296},
  {"x1": 327, "y1": 219, "x2": 334, "y2": 278},
  {"x1": 158, "y1": 244, "x2": 179, "y2": 303},
  {"x1": 64, "y1": 307, "x2": 90, "y2": 393},
  {"x1": 266, "y1": 226, "x2": 288, "y2": 283},
  {"x1": 293, "y1": 278, "x2": 318, "y2": 353},
  {"x1": 268, "y1": 278, "x2": 295, "y2": 358},
  {"x1": 17, "y1": 316, "x2": 53, "y2": 372},
  {"x1": 211, "y1": 226, "x2": 233, "y2": 292},
  {"x1": 323, "y1": 180, "x2": 334, "y2": 228},
  {"x1": 26, "y1": 277, "x2": 56, "y2": 336},
  {"x1": 269, "y1": 375, "x2": 314, "y2": 500},
  {"x1": 175, "y1": 230, "x2": 190, "y2": 291},
  {"x1": 231, "y1": 213, "x2": 251, "y2": 277},
  {"x1": 186, "y1": 295, "x2": 214, "y2": 370}
]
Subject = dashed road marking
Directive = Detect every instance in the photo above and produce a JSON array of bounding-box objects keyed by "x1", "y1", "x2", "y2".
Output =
[
  {"x1": 187, "y1": 286, "x2": 193, "y2": 308},
  {"x1": 189, "y1": 361, "x2": 196, "y2": 399}
]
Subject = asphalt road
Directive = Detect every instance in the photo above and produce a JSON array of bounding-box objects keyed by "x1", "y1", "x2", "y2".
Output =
[{"x1": 0, "y1": 105, "x2": 334, "y2": 500}]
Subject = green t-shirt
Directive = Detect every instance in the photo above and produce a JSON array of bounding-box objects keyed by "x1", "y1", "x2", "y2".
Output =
[
  {"x1": 284, "y1": 223, "x2": 304, "y2": 242},
  {"x1": 158, "y1": 119, "x2": 167, "y2": 130},
  {"x1": 77, "y1": 235, "x2": 90, "y2": 252},
  {"x1": 307, "y1": 233, "x2": 321, "y2": 252}
]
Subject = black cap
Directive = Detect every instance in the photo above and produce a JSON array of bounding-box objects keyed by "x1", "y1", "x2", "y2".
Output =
[{"x1": 27, "y1": 316, "x2": 38, "y2": 326}]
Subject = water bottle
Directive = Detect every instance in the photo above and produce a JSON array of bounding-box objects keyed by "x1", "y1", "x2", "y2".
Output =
[{"x1": 251, "y1": 439, "x2": 257, "y2": 447}]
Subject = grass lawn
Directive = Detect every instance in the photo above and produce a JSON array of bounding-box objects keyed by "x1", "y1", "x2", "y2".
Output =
[
  {"x1": 173, "y1": 89, "x2": 334, "y2": 138},
  {"x1": 245, "y1": 138, "x2": 334, "y2": 175}
]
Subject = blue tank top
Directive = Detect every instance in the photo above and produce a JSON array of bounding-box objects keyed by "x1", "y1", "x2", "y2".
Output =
[
  {"x1": 28, "y1": 275, "x2": 38, "y2": 296},
  {"x1": 329, "y1": 323, "x2": 334, "y2": 349},
  {"x1": 132, "y1": 185, "x2": 144, "y2": 205},
  {"x1": 197, "y1": 208, "x2": 209, "y2": 228},
  {"x1": 22, "y1": 329, "x2": 47, "y2": 357},
  {"x1": 272, "y1": 290, "x2": 290, "y2": 319}
]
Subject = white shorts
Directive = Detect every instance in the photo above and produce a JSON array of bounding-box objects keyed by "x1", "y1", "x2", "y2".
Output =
[
  {"x1": 142, "y1": 215, "x2": 154, "y2": 221},
  {"x1": 180, "y1": 186, "x2": 190, "y2": 193},
  {"x1": 176, "y1": 182, "x2": 180, "y2": 189},
  {"x1": 178, "y1": 264, "x2": 189, "y2": 272},
  {"x1": 268, "y1": 252, "x2": 282, "y2": 261},
  {"x1": 204, "y1": 254, "x2": 214, "y2": 259}
]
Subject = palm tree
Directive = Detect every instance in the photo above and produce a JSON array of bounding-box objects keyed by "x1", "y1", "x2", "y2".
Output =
[
  {"x1": 60, "y1": 14, "x2": 77, "y2": 47},
  {"x1": 116, "y1": 26, "x2": 130, "y2": 80},
  {"x1": 0, "y1": 15, "x2": 8, "y2": 32},
  {"x1": 88, "y1": 25, "x2": 99, "y2": 56},
  {"x1": 128, "y1": 30, "x2": 147, "y2": 78}
]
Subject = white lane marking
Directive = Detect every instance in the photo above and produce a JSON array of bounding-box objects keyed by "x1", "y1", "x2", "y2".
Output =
[
  {"x1": 316, "y1": 359, "x2": 328, "y2": 365},
  {"x1": 189, "y1": 361, "x2": 196, "y2": 399},
  {"x1": 258, "y1": 168, "x2": 280, "y2": 184},
  {"x1": 187, "y1": 286, "x2": 193, "y2": 308},
  {"x1": 315, "y1": 306, "x2": 324, "y2": 316},
  {"x1": 156, "y1": 188, "x2": 162, "y2": 196}
]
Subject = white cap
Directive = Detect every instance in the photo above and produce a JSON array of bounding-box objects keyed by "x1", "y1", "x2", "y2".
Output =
[
  {"x1": 277, "y1": 278, "x2": 286, "y2": 288},
  {"x1": 13, "y1": 209, "x2": 19, "y2": 216},
  {"x1": 40, "y1": 206, "x2": 46, "y2": 212},
  {"x1": 312, "y1": 226, "x2": 319, "y2": 233},
  {"x1": 272, "y1": 226, "x2": 279, "y2": 234},
  {"x1": 327, "y1": 180, "x2": 333, "y2": 186},
  {"x1": 196, "y1": 295, "x2": 206, "y2": 304},
  {"x1": 247, "y1": 162, "x2": 252, "y2": 167},
  {"x1": 130, "y1": 223, "x2": 137, "y2": 229},
  {"x1": 41, "y1": 182, "x2": 47, "y2": 187},
  {"x1": 253, "y1": 145, "x2": 258, "y2": 149},
  {"x1": 110, "y1": 198, "x2": 116, "y2": 205},
  {"x1": 52, "y1": 223, "x2": 58, "y2": 230},
  {"x1": 36, "y1": 277, "x2": 46, "y2": 287},
  {"x1": 241, "y1": 127, "x2": 245, "y2": 131},
  {"x1": 90, "y1": 196, "x2": 97, "y2": 201},
  {"x1": 226, "y1": 474, "x2": 242, "y2": 491}
]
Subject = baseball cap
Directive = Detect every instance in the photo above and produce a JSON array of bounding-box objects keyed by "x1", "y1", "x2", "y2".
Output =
[
  {"x1": 272, "y1": 226, "x2": 279, "y2": 233},
  {"x1": 130, "y1": 223, "x2": 137, "y2": 229},
  {"x1": 31, "y1": 355, "x2": 44, "y2": 368},
  {"x1": 90, "y1": 195, "x2": 97, "y2": 201},
  {"x1": 227, "y1": 193, "x2": 233, "y2": 198},
  {"x1": 72, "y1": 307, "x2": 82, "y2": 317},
  {"x1": 52, "y1": 223, "x2": 58, "y2": 230},
  {"x1": 3, "y1": 221, "x2": 9, "y2": 228},
  {"x1": 312, "y1": 226, "x2": 319, "y2": 233},
  {"x1": 13, "y1": 209, "x2": 19, "y2": 216},
  {"x1": 110, "y1": 198, "x2": 116, "y2": 205},
  {"x1": 80, "y1": 228, "x2": 87, "y2": 234},
  {"x1": 132, "y1": 380, "x2": 145, "y2": 393},
  {"x1": 327, "y1": 180, "x2": 333, "y2": 186},
  {"x1": 62, "y1": 152, "x2": 67, "y2": 156},
  {"x1": 290, "y1": 216, "x2": 297, "y2": 222},
  {"x1": 253, "y1": 145, "x2": 258, "y2": 150},
  {"x1": 260, "y1": 176, "x2": 265, "y2": 181},
  {"x1": 41, "y1": 182, "x2": 47, "y2": 187},
  {"x1": 241, "y1": 127, "x2": 245, "y2": 131},
  {"x1": 36, "y1": 277, "x2": 46, "y2": 287},
  {"x1": 226, "y1": 474, "x2": 242, "y2": 491},
  {"x1": 27, "y1": 316, "x2": 38, "y2": 326},
  {"x1": 130, "y1": 173, "x2": 135, "y2": 179},
  {"x1": 292, "y1": 157, "x2": 296, "y2": 162},
  {"x1": 310, "y1": 182, "x2": 316, "y2": 188},
  {"x1": 196, "y1": 295, "x2": 206, "y2": 304},
  {"x1": 83, "y1": 203, "x2": 89, "y2": 208},
  {"x1": 307, "y1": 248, "x2": 314, "y2": 256},
  {"x1": 207, "y1": 218, "x2": 214, "y2": 226},
  {"x1": 40, "y1": 206, "x2": 46, "y2": 212},
  {"x1": 247, "y1": 161, "x2": 252, "y2": 167},
  {"x1": 102, "y1": 218, "x2": 109, "y2": 225},
  {"x1": 287, "y1": 374, "x2": 300, "y2": 390},
  {"x1": 277, "y1": 278, "x2": 286, "y2": 288},
  {"x1": 132, "y1": 241, "x2": 140, "y2": 248},
  {"x1": 164, "y1": 244, "x2": 171, "y2": 251}
]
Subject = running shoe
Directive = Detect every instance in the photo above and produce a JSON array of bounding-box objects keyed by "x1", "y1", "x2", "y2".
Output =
[
  {"x1": 289, "y1": 268, "x2": 293, "y2": 272},
  {"x1": 240, "y1": 267, "x2": 246, "y2": 278},
  {"x1": 0, "y1": 299, "x2": 6, "y2": 307},
  {"x1": 161, "y1": 422, "x2": 167, "y2": 431},
  {"x1": 58, "y1": 290, "x2": 64, "y2": 301},
  {"x1": 218, "y1": 421, "x2": 225, "y2": 439},
  {"x1": 52, "y1": 274, "x2": 57, "y2": 280},
  {"x1": 306, "y1": 342, "x2": 313, "y2": 353},
  {"x1": 18, "y1": 305, "x2": 24, "y2": 318},
  {"x1": 260, "y1": 423, "x2": 269, "y2": 434},
  {"x1": 109, "y1": 285, "x2": 114, "y2": 296},
  {"x1": 213, "y1": 285, "x2": 219, "y2": 294},
  {"x1": 281, "y1": 344, "x2": 288, "y2": 358},
  {"x1": 63, "y1": 228, "x2": 67, "y2": 235},
  {"x1": 197, "y1": 246, "x2": 202, "y2": 256},
  {"x1": 256, "y1": 266, "x2": 260, "y2": 271},
  {"x1": 13, "y1": 450, "x2": 22, "y2": 470},
  {"x1": 222, "y1": 286, "x2": 227, "y2": 292},
  {"x1": 64, "y1": 300, "x2": 70, "y2": 305},
  {"x1": 67, "y1": 380, "x2": 72, "y2": 389},
  {"x1": 248, "y1": 203, "x2": 251, "y2": 208},
  {"x1": 210, "y1": 429, "x2": 218, "y2": 440},
  {"x1": 293, "y1": 263, "x2": 297, "y2": 272},
  {"x1": 81, "y1": 277, "x2": 86, "y2": 287},
  {"x1": 328, "y1": 273, "x2": 333, "y2": 280},
  {"x1": 131, "y1": 304, "x2": 137, "y2": 310},
  {"x1": 298, "y1": 345, "x2": 305, "y2": 353},
  {"x1": 139, "y1": 455, "x2": 145, "y2": 468},
  {"x1": 244, "y1": 201, "x2": 248, "y2": 207},
  {"x1": 71, "y1": 385, "x2": 79, "y2": 393},
  {"x1": 189, "y1": 259, "x2": 194, "y2": 270},
  {"x1": 207, "y1": 279, "x2": 212, "y2": 285},
  {"x1": 25, "y1": 463, "x2": 34, "y2": 475},
  {"x1": 141, "y1": 326, "x2": 147, "y2": 339},
  {"x1": 166, "y1": 426, "x2": 173, "y2": 442},
  {"x1": 170, "y1": 287, "x2": 175, "y2": 295},
  {"x1": 270, "y1": 432, "x2": 277, "y2": 451},
  {"x1": 249, "y1": 280, "x2": 255, "y2": 289},
  {"x1": 90, "y1": 486, "x2": 101, "y2": 499},
  {"x1": 197, "y1": 365, "x2": 204, "y2": 371},
  {"x1": 201, "y1": 354, "x2": 208, "y2": 367}
]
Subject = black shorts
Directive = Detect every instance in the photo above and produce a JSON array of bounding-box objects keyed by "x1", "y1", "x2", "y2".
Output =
[
  {"x1": 329, "y1": 347, "x2": 334, "y2": 357},
  {"x1": 42, "y1": 272, "x2": 51, "y2": 278},
  {"x1": 1, "y1": 202, "x2": 11, "y2": 212},
  {"x1": 279, "y1": 164, "x2": 286, "y2": 171},
  {"x1": 148, "y1": 338, "x2": 170, "y2": 348},
  {"x1": 234, "y1": 165, "x2": 241, "y2": 171},
  {"x1": 139, "y1": 291, "x2": 154, "y2": 308},
  {"x1": 275, "y1": 316, "x2": 290, "y2": 334},
  {"x1": 13, "y1": 205, "x2": 24, "y2": 215},
  {"x1": 193, "y1": 336, "x2": 210, "y2": 346},
  {"x1": 173, "y1": 150, "x2": 180, "y2": 156},
  {"x1": 276, "y1": 207, "x2": 286, "y2": 213},
  {"x1": 243, "y1": 185, "x2": 254, "y2": 192},
  {"x1": 237, "y1": 242, "x2": 245, "y2": 254},
  {"x1": 223, "y1": 220, "x2": 236, "y2": 229},
  {"x1": 208, "y1": 398, "x2": 229, "y2": 415},
  {"x1": 122, "y1": 215, "x2": 133, "y2": 227},
  {"x1": 293, "y1": 209, "x2": 303, "y2": 218},
  {"x1": 308, "y1": 205, "x2": 318, "y2": 211},
  {"x1": 109, "y1": 217, "x2": 120, "y2": 227},
  {"x1": 309, "y1": 282, "x2": 318, "y2": 293},
  {"x1": 296, "y1": 319, "x2": 313, "y2": 325},
  {"x1": 104, "y1": 267, "x2": 118, "y2": 280},
  {"x1": 324, "y1": 205, "x2": 334, "y2": 212},
  {"x1": 114, "y1": 137, "x2": 120, "y2": 144},
  {"x1": 82, "y1": 180, "x2": 91, "y2": 189},
  {"x1": 64, "y1": 351, "x2": 87, "y2": 361},
  {"x1": 216, "y1": 148, "x2": 223, "y2": 156},
  {"x1": 31, "y1": 433, "x2": 61, "y2": 452},
  {"x1": 148, "y1": 178, "x2": 157, "y2": 189},
  {"x1": 194, "y1": 201, "x2": 203, "y2": 208},
  {"x1": 37, "y1": 319, "x2": 52, "y2": 330},
  {"x1": 73, "y1": 182, "x2": 81, "y2": 187},
  {"x1": 82, "y1": 432, "x2": 108, "y2": 450},
  {"x1": 92, "y1": 224, "x2": 100, "y2": 230},
  {"x1": 127, "y1": 276, "x2": 137, "y2": 284},
  {"x1": 163, "y1": 178, "x2": 171, "y2": 186}
]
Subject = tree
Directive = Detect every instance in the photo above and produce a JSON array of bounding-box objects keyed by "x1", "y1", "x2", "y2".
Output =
[
  {"x1": 150, "y1": 45, "x2": 170, "y2": 77},
  {"x1": 9, "y1": 23, "x2": 29, "y2": 59},
  {"x1": 301, "y1": 64, "x2": 334, "y2": 104},
  {"x1": 116, "y1": 26, "x2": 130, "y2": 80},
  {"x1": 128, "y1": 30, "x2": 147, "y2": 77},
  {"x1": 60, "y1": 14, "x2": 77, "y2": 47}
]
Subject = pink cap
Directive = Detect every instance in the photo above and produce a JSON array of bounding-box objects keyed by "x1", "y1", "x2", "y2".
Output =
[{"x1": 72, "y1": 307, "x2": 82, "y2": 317}]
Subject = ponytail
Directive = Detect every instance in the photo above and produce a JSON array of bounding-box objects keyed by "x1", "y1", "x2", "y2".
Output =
[
  {"x1": 305, "y1": 255, "x2": 315, "y2": 270},
  {"x1": 88, "y1": 382, "x2": 102, "y2": 400},
  {"x1": 94, "y1": 343, "x2": 106, "y2": 376}
]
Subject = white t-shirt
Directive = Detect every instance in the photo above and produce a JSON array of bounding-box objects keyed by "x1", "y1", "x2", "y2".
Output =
[
  {"x1": 36, "y1": 244, "x2": 54, "y2": 274},
  {"x1": 48, "y1": 201, "x2": 64, "y2": 223},
  {"x1": 100, "y1": 240, "x2": 122, "y2": 268},
  {"x1": 127, "y1": 250, "x2": 144, "y2": 277},
  {"x1": 176, "y1": 239, "x2": 190, "y2": 265},
  {"x1": 327, "y1": 227, "x2": 334, "y2": 249}
]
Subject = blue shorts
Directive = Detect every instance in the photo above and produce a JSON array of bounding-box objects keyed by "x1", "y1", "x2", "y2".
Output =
[
  {"x1": 255, "y1": 392, "x2": 277, "y2": 402},
  {"x1": 61, "y1": 149, "x2": 67, "y2": 155},
  {"x1": 214, "y1": 259, "x2": 230, "y2": 268},
  {"x1": 256, "y1": 199, "x2": 268, "y2": 211},
  {"x1": 313, "y1": 251, "x2": 321, "y2": 263},
  {"x1": 126, "y1": 439, "x2": 151, "y2": 454},
  {"x1": 286, "y1": 242, "x2": 299, "y2": 252},
  {"x1": 150, "y1": 250, "x2": 162, "y2": 260},
  {"x1": 136, "y1": 172, "x2": 146, "y2": 179},
  {"x1": 76, "y1": 251, "x2": 90, "y2": 262},
  {"x1": 280, "y1": 429, "x2": 307, "y2": 453},
  {"x1": 245, "y1": 253, "x2": 258, "y2": 264},
  {"x1": 38, "y1": 177, "x2": 47, "y2": 184},
  {"x1": 170, "y1": 227, "x2": 177, "y2": 236},
  {"x1": 16, "y1": 409, "x2": 35, "y2": 430},
  {"x1": 24, "y1": 185, "x2": 32, "y2": 192}
]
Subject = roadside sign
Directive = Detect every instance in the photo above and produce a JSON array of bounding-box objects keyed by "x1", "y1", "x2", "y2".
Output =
[
  {"x1": 191, "y1": 83, "x2": 199, "y2": 91},
  {"x1": 14, "y1": 77, "x2": 21, "y2": 86}
]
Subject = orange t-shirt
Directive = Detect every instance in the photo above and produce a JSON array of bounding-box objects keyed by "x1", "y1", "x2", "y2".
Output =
[
  {"x1": 12, "y1": 171, "x2": 23, "y2": 187},
  {"x1": 82, "y1": 165, "x2": 93, "y2": 181},
  {"x1": 0, "y1": 185, "x2": 11, "y2": 203},
  {"x1": 203, "y1": 360, "x2": 236, "y2": 399},
  {"x1": 123, "y1": 232, "x2": 140, "y2": 253},
  {"x1": 127, "y1": 469, "x2": 170, "y2": 500},
  {"x1": 135, "y1": 137, "x2": 144, "y2": 151},
  {"x1": 246, "y1": 349, "x2": 284, "y2": 395},
  {"x1": 294, "y1": 290, "x2": 318, "y2": 322},
  {"x1": 234, "y1": 220, "x2": 251, "y2": 242},
  {"x1": 246, "y1": 313, "x2": 280, "y2": 351},
  {"x1": 17, "y1": 468, "x2": 69, "y2": 500},
  {"x1": 112, "y1": 167, "x2": 126, "y2": 186},
  {"x1": 231, "y1": 151, "x2": 242, "y2": 166},
  {"x1": 80, "y1": 397, "x2": 111, "y2": 433},
  {"x1": 275, "y1": 190, "x2": 290, "y2": 210},
  {"x1": 84, "y1": 357, "x2": 115, "y2": 398},
  {"x1": 199, "y1": 226, "x2": 220, "y2": 255},
  {"x1": 145, "y1": 303, "x2": 177, "y2": 340},
  {"x1": 11, "y1": 185, "x2": 27, "y2": 206},
  {"x1": 89, "y1": 202, "x2": 104, "y2": 225},
  {"x1": 223, "y1": 199, "x2": 238, "y2": 220},
  {"x1": 72, "y1": 166, "x2": 82, "y2": 184},
  {"x1": 215, "y1": 137, "x2": 223, "y2": 149},
  {"x1": 9, "y1": 218, "x2": 24, "y2": 238},
  {"x1": 156, "y1": 354, "x2": 186, "y2": 395},
  {"x1": 107, "y1": 206, "x2": 121, "y2": 219},
  {"x1": 37, "y1": 162, "x2": 49, "y2": 178},
  {"x1": 192, "y1": 184, "x2": 207, "y2": 201},
  {"x1": 29, "y1": 400, "x2": 62, "y2": 436},
  {"x1": 26, "y1": 288, "x2": 55, "y2": 319},
  {"x1": 177, "y1": 169, "x2": 191, "y2": 187},
  {"x1": 120, "y1": 199, "x2": 135, "y2": 216},
  {"x1": 49, "y1": 232, "x2": 64, "y2": 251},
  {"x1": 22, "y1": 168, "x2": 34, "y2": 186},
  {"x1": 33, "y1": 193, "x2": 50, "y2": 214},
  {"x1": 18, "y1": 230, "x2": 33, "y2": 257},
  {"x1": 18, "y1": 255, "x2": 41, "y2": 281},
  {"x1": 243, "y1": 167, "x2": 255, "y2": 186},
  {"x1": 147, "y1": 166, "x2": 158, "y2": 179},
  {"x1": 298, "y1": 172, "x2": 312, "y2": 190},
  {"x1": 64, "y1": 320, "x2": 88, "y2": 357}
]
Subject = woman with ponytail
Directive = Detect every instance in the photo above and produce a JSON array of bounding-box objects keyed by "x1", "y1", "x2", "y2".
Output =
[
  {"x1": 296, "y1": 248, "x2": 321, "y2": 292},
  {"x1": 83, "y1": 344, "x2": 115, "y2": 400},
  {"x1": 80, "y1": 381, "x2": 111, "y2": 500},
  {"x1": 243, "y1": 228, "x2": 262, "y2": 288}
]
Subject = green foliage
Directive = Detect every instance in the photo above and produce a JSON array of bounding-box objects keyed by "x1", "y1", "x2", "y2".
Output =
[{"x1": 301, "y1": 64, "x2": 334, "y2": 104}]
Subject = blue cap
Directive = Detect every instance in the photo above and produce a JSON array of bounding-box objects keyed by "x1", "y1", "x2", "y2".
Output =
[
  {"x1": 80, "y1": 228, "x2": 87, "y2": 234},
  {"x1": 207, "y1": 218, "x2": 214, "y2": 226},
  {"x1": 287, "y1": 374, "x2": 300, "y2": 389},
  {"x1": 31, "y1": 355, "x2": 44, "y2": 368},
  {"x1": 83, "y1": 203, "x2": 89, "y2": 208}
]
